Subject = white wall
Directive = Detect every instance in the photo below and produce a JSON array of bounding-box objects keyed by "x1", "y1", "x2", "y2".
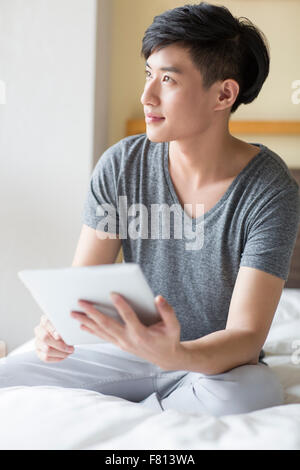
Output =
[
  {"x1": 0, "y1": 0, "x2": 110, "y2": 352},
  {"x1": 93, "y1": 0, "x2": 112, "y2": 165}
]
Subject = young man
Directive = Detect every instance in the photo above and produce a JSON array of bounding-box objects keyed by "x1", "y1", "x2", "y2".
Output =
[{"x1": 1, "y1": 2, "x2": 299, "y2": 416}]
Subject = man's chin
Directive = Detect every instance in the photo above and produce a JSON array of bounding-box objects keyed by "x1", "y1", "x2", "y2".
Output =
[{"x1": 145, "y1": 131, "x2": 169, "y2": 143}]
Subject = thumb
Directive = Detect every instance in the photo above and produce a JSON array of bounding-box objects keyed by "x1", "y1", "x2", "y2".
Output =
[{"x1": 155, "y1": 295, "x2": 176, "y2": 325}]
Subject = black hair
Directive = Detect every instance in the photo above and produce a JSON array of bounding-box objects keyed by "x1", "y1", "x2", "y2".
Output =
[{"x1": 141, "y1": 2, "x2": 270, "y2": 113}]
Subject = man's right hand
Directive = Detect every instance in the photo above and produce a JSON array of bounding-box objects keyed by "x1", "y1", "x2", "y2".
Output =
[{"x1": 34, "y1": 315, "x2": 74, "y2": 362}]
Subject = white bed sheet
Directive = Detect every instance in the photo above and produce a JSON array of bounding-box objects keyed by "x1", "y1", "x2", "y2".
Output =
[{"x1": 1, "y1": 288, "x2": 300, "y2": 450}]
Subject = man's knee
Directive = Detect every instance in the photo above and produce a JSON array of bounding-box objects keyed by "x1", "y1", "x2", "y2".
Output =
[{"x1": 191, "y1": 364, "x2": 284, "y2": 417}]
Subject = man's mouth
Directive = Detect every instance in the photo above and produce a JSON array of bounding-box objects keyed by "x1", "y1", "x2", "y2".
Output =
[{"x1": 145, "y1": 114, "x2": 165, "y2": 123}]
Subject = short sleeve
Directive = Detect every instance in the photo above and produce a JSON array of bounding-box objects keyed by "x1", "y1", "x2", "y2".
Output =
[
  {"x1": 82, "y1": 147, "x2": 120, "y2": 235},
  {"x1": 240, "y1": 184, "x2": 300, "y2": 281}
]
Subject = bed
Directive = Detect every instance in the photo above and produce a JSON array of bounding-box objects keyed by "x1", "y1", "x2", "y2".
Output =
[
  {"x1": 1, "y1": 287, "x2": 300, "y2": 450},
  {"x1": 0, "y1": 164, "x2": 299, "y2": 451}
]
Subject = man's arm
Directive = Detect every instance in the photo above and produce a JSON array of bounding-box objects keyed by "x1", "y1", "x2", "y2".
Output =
[
  {"x1": 72, "y1": 224, "x2": 122, "y2": 267},
  {"x1": 178, "y1": 266, "x2": 285, "y2": 375}
]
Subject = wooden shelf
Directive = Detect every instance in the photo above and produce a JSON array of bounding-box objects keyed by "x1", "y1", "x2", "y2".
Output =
[{"x1": 126, "y1": 119, "x2": 300, "y2": 137}]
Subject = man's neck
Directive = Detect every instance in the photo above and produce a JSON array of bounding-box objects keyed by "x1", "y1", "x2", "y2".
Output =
[{"x1": 168, "y1": 130, "x2": 256, "y2": 189}]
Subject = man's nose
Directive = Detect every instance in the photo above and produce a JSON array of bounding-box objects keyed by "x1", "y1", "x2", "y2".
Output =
[{"x1": 140, "y1": 82, "x2": 160, "y2": 107}]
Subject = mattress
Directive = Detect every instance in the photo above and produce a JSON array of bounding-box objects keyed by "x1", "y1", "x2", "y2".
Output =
[{"x1": 0, "y1": 288, "x2": 299, "y2": 450}]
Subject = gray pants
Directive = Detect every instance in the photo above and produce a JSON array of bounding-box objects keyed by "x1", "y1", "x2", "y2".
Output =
[{"x1": 0, "y1": 342, "x2": 284, "y2": 417}]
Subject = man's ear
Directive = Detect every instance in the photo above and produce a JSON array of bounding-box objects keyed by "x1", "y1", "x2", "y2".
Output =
[{"x1": 215, "y1": 79, "x2": 240, "y2": 111}]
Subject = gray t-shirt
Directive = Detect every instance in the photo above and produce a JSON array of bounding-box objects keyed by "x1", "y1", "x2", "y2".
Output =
[{"x1": 82, "y1": 133, "x2": 300, "y2": 342}]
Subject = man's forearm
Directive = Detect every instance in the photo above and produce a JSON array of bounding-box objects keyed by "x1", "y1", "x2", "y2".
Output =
[{"x1": 172, "y1": 329, "x2": 261, "y2": 375}]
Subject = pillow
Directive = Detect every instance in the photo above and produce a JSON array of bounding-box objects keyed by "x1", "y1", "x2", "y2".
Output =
[{"x1": 264, "y1": 288, "x2": 300, "y2": 355}]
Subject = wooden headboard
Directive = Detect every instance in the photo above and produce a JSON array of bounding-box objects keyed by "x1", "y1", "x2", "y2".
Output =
[
  {"x1": 124, "y1": 119, "x2": 300, "y2": 286},
  {"x1": 126, "y1": 119, "x2": 300, "y2": 137}
]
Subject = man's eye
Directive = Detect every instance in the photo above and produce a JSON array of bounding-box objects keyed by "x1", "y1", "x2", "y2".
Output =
[{"x1": 144, "y1": 70, "x2": 173, "y2": 83}]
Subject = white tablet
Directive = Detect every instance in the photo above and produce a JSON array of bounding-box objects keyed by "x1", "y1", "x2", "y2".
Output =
[{"x1": 18, "y1": 263, "x2": 161, "y2": 345}]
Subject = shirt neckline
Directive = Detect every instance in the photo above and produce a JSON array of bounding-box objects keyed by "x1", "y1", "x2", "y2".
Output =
[{"x1": 162, "y1": 141, "x2": 267, "y2": 224}]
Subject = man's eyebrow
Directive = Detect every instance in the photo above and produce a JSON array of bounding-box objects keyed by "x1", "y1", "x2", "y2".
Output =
[{"x1": 145, "y1": 61, "x2": 183, "y2": 74}]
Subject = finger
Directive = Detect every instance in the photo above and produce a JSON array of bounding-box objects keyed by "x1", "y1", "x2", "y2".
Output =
[
  {"x1": 36, "y1": 343, "x2": 71, "y2": 359},
  {"x1": 41, "y1": 315, "x2": 62, "y2": 341},
  {"x1": 43, "y1": 326, "x2": 74, "y2": 350},
  {"x1": 79, "y1": 323, "x2": 118, "y2": 344},
  {"x1": 71, "y1": 310, "x2": 120, "y2": 343},
  {"x1": 35, "y1": 336, "x2": 71, "y2": 358},
  {"x1": 35, "y1": 336, "x2": 74, "y2": 356},
  {"x1": 35, "y1": 327, "x2": 74, "y2": 353},
  {"x1": 109, "y1": 293, "x2": 144, "y2": 331},
  {"x1": 36, "y1": 349, "x2": 69, "y2": 362},
  {"x1": 75, "y1": 302, "x2": 124, "y2": 335},
  {"x1": 155, "y1": 296, "x2": 179, "y2": 329},
  {"x1": 71, "y1": 311, "x2": 99, "y2": 331}
]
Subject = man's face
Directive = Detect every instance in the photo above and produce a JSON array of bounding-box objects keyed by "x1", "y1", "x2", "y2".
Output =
[{"x1": 140, "y1": 44, "x2": 221, "y2": 143}]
